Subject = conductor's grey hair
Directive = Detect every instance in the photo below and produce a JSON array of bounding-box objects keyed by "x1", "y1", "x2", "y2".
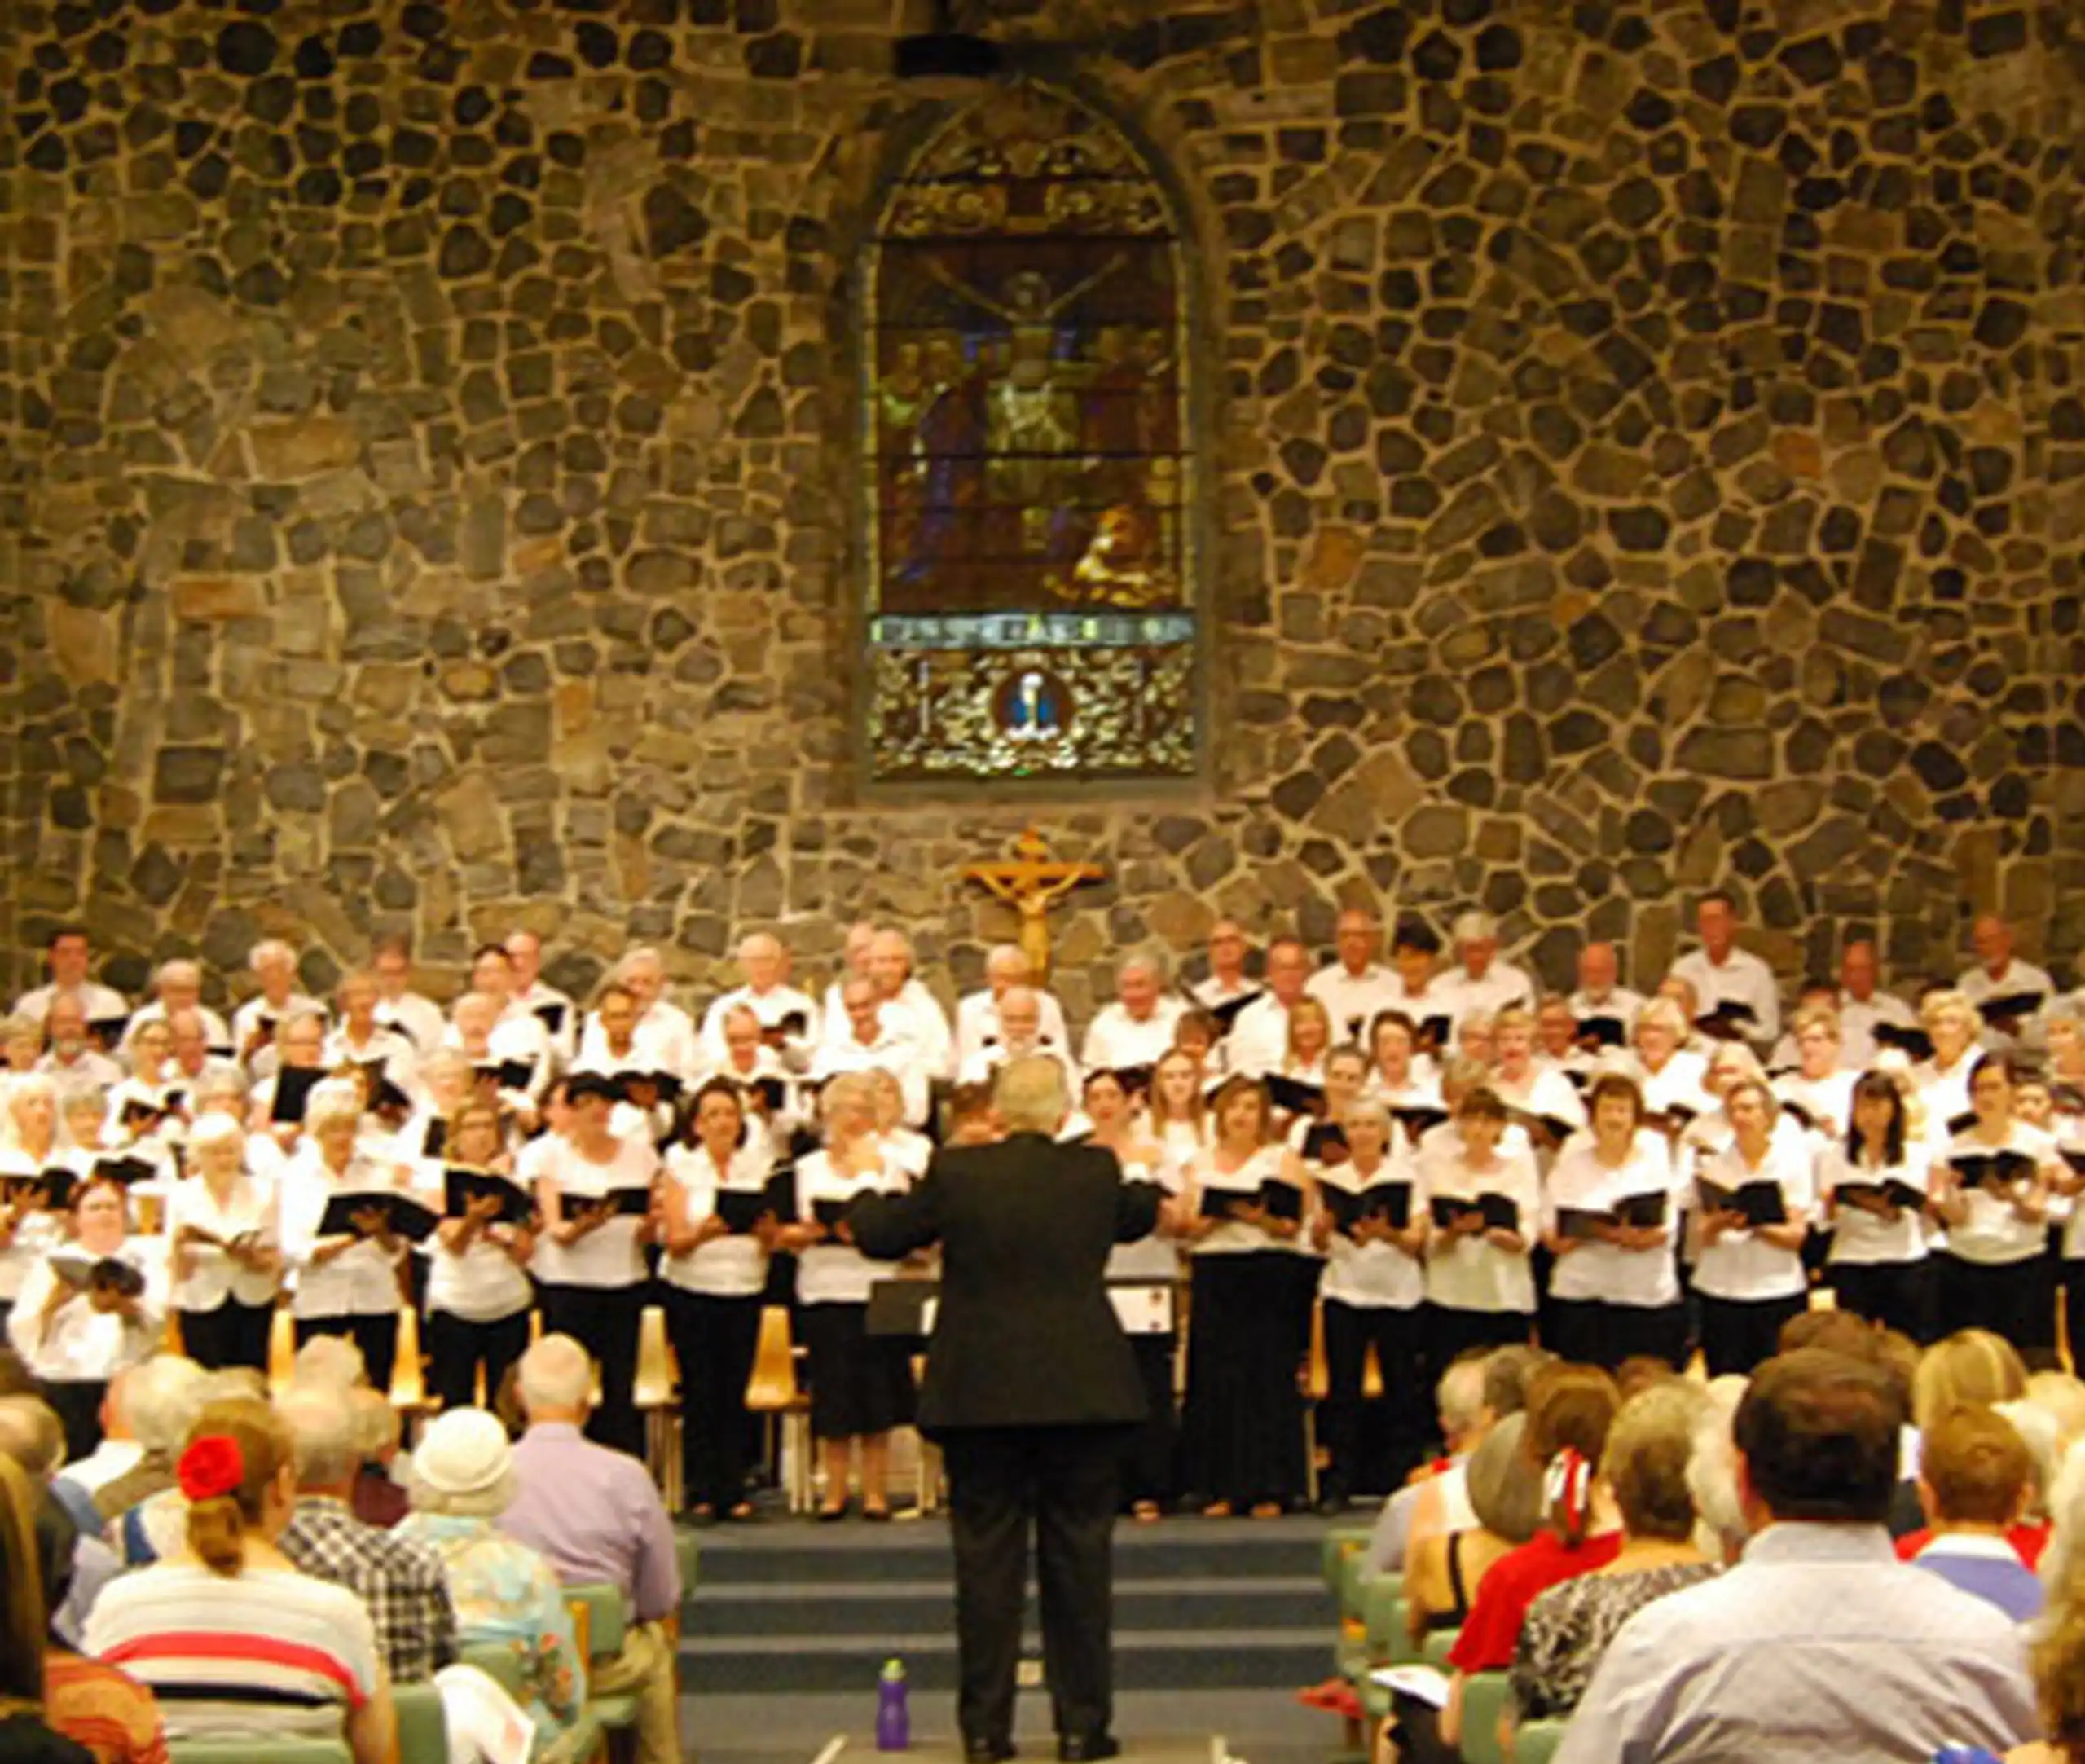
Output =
[{"x1": 992, "y1": 1055, "x2": 1069, "y2": 1135}]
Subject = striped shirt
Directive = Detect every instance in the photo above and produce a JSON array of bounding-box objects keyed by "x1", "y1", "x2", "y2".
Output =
[{"x1": 82, "y1": 1563, "x2": 380, "y2": 1741}]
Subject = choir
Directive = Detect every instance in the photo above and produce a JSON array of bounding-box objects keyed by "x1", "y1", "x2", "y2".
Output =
[{"x1": 0, "y1": 898, "x2": 2081, "y2": 1520}]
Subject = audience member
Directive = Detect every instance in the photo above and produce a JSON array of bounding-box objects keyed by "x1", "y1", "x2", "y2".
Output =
[
  {"x1": 1363, "y1": 1354, "x2": 1487, "y2": 1577},
  {"x1": 1909, "y1": 1405, "x2": 2044, "y2": 1621},
  {"x1": 397, "y1": 1409, "x2": 583, "y2": 1758},
  {"x1": 0, "y1": 1449, "x2": 96, "y2": 1764},
  {"x1": 0, "y1": 1398, "x2": 117, "y2": 1647},
  {"x1": 274, "y1": 1386, "x2": 457, "y2": 1684},
  {"x1": 1402, "y1": 1413, "x2": 1542, "y2": 1643},
  {"x1": 499, "y1": 1336, "x2": 680, "y2": 1764},
  {"x1": 77, "y1": 1361, "x2": 205, "y2": 1553},
  {"x1": 83, "y1": 1397, "x2": 396, "y2": 1762},
  {"x1": 1556, "y1": 1349, "x2": 2037, "y2": 1762},
  {"x1": 347, "y1": 1388, "x2": 409, "y2": 1530}
]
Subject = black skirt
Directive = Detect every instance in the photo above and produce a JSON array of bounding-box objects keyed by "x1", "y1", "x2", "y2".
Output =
[
  {"x1": 799, "y1": 1300, "x2": 917, "y2": 1441},
  {"x1": 1178, "y1": 1252, "x2": 1307, "y2": 1507}
]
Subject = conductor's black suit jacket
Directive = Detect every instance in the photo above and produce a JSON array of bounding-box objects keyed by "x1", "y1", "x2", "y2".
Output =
[{"x1": 849, "y1": 1133, "x2": 1162, "y2": 1438}]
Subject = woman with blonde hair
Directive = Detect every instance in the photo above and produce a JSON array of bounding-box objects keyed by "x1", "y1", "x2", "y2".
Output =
[
  {"x1": 1915, "y1": 1328, "x2": 2030, "y2": 1436},
  {"x1": 1146, "y1": 1049, "x2": 1210, "y2": 1164},
  {"x1": 83, "y1": 1399, "x2": 395, "y2": 1761}
]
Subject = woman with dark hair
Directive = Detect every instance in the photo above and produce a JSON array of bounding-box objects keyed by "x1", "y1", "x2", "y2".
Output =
[
  {"x1": 424, "y1": 1097, "x2": 538, "y2": 1417},
  {"x1": 1820, "y1": 1072, "x2": 1935, "y2": 1340},
  {"x1": 1416, "y1": 1085, "x2": 1539, "y2": 1366},
  {"x1": 1177, "y1": 1077, "x2": 1307, "y2": 1518},
  {"x1": 82, "y1": 1399, "x2": 393, "y2": 1762},
  {"x1": 1542, "y1": 1074, "x2": 1684, "y2": 1370},
  {"x1": 658, "y1": 1079, "x2": 774, "y2": 1524},
  {"x1": 1932, "y1": 1053, "x2": 2058, "y2": 1354}
]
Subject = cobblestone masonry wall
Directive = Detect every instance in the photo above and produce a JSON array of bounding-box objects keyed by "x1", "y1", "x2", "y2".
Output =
[{"x1": 3, "y1": 0, "x2": 2083, "y2": 1022}]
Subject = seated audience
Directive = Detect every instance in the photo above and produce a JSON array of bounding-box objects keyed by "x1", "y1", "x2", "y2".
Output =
[
  {"x1": 1510, "y1": 1381, "x2": 1718, "y2": 1726},
  {"x1": 500, "y1": 1335, "x2": 681, "y2": 1764},
  {"x1": 82, "y1": 1397, "x2": 397, "y2": 1762},
  {"x1": 75, "y1": 1360, "x2": 205, "y2": 1564},
  {"x1": 1909, "y1": 1404, "x2": 2044, "y2": 1621},
  {"x1": 1556, "y1": 1349, "x2": 2037, "y2": 1762},
  {"x1": 0, "y1": 1448, "x2": 99, "y2": 1764},
  {"x1": 397, "y1": 1409, "x2": 583, "y2": 1758},
  {"x1": 1403, "y1": 1412, "x2": 1542, "y2": 1644},
  {"x1": 0, "y1": 1397, "x2": 119, "y2": 1648},
  {"x1": 274, "y1": 1385, "x2": 457, "y2": 1684},
  {"x1": 1364, "y1": 1353, "x2": 1488, "y2": 1577},
  {"x1": 347, "y1": 1388, "x2": 409, "y2": 1530},
  {"x1": 1401, "y1": 1346, "x2": 1550, "y2": 1571}
]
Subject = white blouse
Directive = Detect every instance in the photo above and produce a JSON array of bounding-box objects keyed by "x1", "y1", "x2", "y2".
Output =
[
  {"x1": 1941, "y1": 1121, "x2": 2053, "y2": 1266},
  {"x1": 794, "y1": 1149, "x2": 908, "y2": 1307},
  {"x1": 1543, "y1": 1139, "x2": 1681, "y2": 1309},
  {"x1": 1186, "y1": 1146, "x2": 1295, "y2": 1258},
  {"x1": 420, "y1": 1162, "x2": 534, "y2": 1323},
  {"x1": 1103, "y1": 1146, "x2": 1182, "y2": 1286},
  {"x1": 1416, "y1": 1135, "x2": 1539, "y2": 1315},
  {"x1": 0, "y1": 1149, "x2": 75, "y2": 1301},
  {"x1": 1315, "y1": 1154, "x2": 1423, "y2": 1311},
  {"x1": 529, "y1": 1136, "x2": 658, "y2": 1289},
  {"x1": 1691, "y1": 1137, "x2": 1814, "y2": 1301},
  {"x1": 7, "y1": 1238, "x2": 166, "y2": 1382},
  {"x1": 1819, "y1": 1146, "x2": 1931, "y2": 1266},
  {"x1": 661, "y1": 1143, "x2": 772, "y2": 1300},
  {"x1": 279, "y1": 1149, "x2": 409, "y2": 1320},
  {"x1": 168, "y1": 1175, "x2": 279, "y2": 1310}
]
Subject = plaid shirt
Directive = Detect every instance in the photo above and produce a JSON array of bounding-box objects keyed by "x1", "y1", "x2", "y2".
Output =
[{"x1": 279, "y1": 1494, "x2": 459, "y2": 1683}]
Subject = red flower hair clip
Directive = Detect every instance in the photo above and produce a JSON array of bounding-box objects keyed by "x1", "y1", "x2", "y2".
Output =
[{"x1": 177, "y1": 1436, "x2": 245, "y2": 1502}]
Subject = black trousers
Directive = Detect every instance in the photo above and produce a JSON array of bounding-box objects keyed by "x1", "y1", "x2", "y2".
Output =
[
  {"x1": 1697, "y1": 1292, "x2": 1806, "y2": 1378},
  {"x1": 43, "y1": 1379, "x2": 107, "y2": 1463},
  {"x1": 1543, "y1": 1298, "x2": 1690, "y2": 1373},
  {"x1": 941, "y1": 1426, "x2": 1123, "y2": 1751},
  {"x1": 1829, "y1": 1261, "x2": 1935, "y2": 1344},
  {"x1": 1420, "y1": 1304, "x2": 1531, "y2": 1377},
  {"x1": 1120, "y1": 1334, "x2": 1177, "y2": 1508},
  {"x1": 426, "y1": 1308, "x2": 534, "y2": 1415},
  {"x1": 2064, "y1": 1262, "x2": 2085, "y2": 1379},
  {"x1": 1320, "y1": 1300, "x2": 1423, "y2": 1500},
  {"x1": 178, "y1": 1299, "x2": 275, "y2": 1373},
  {"x1": 1937, "y1": 1253, "x2": 2056, "y2": 1359},
  {"x1": 296, "y1": 1313, "x2": 399, "y2": 1394},
  {"x1": 664, "y1": 1289, "x2": 763, "y2": 1512},
  {"x1": 540, "y1": 1283, "x2": 644, "y2": 1458}
]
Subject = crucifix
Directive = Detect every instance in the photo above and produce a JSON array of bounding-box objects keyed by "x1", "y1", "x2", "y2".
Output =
[{"x1": 963, "y1": 827, "x2": 1105, "y2": 981}]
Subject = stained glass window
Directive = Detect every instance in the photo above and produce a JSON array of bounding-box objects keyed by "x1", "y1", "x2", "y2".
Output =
[{"x1": 860, "y1": 87, "x2": 1200, "y2": 786}]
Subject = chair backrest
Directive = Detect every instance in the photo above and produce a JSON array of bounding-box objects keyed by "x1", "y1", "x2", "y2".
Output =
[
  {"x1": 168, "y1": 1742, "x2": 352, "y2": 1764},
  {"x1": 394, "y1": 1680, "x2": 450, "y2": 1764},
  {"x1": 673, "y1": 1525, "x2": 698, "y2": 1602},
  {"x1": 567, "y1": 1581, "x2": 627, "y2": 1663},
  {"x1": 458, "y1": 1639, "x2": 526, "y2": 1699},
  {"x1": 744, "y1": 1304, "x2": 800, "y2": 1410},
  {"x1": 635, "y1": 1303, "x2": 676, "y2": 1407},
  {"x1": 1306, "y1": 1300, "x2": 1329, "y2": 1401},
  {"x1": 1458, "y1": 1671, "x2": 1511, "y2": 1764},
  {"x1": 1421, "y1": 1625, "x2": 1459, "y2": 1670},
  {"x1": 1512, "y1": 1719, "x2": 1568, "y2": 1764},
  {"x1": 1360, "y1": 1575, "x2": 1416, "y2": 1667}
]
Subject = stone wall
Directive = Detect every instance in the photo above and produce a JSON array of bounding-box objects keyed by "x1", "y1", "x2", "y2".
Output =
[{"x1": 3, "y1": 0, "x2": 2083, "y2": 1023}]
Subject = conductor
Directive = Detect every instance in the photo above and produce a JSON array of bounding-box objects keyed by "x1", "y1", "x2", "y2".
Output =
[{"x1": 851, "y1": 1056, "x2": 1160, "y2": 1764}]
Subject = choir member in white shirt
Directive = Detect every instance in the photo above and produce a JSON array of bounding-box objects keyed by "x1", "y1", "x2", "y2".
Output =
[
  {"x1": 1306, "y1": 910, "x2": 1401, "y2": 1050},
  {"x1": 422, "y1": 1094, "x2": 537, "y2": 1417},
  {"x1": 370, "y1": 932, "x2": 446, "y2": 1057},
  {"x1": 530, "y1": 1070, "x2": 660, "y2": 1458},
  {"x1": 1567, "y1": 943, "x2": 1645, "y2": 1052},
  {"x1": 1833, "y1": 939, "x2": 1919, "y2": 1069},
  {"x1": 1226, "y1": 939, "x2": 1310, "y2": 1079},
  {"x1": 165, "y1": 1010, "x2": 239, "y2": 1098},
  {"x1": 278, "y1": 1078, "x2": 414, "y2": 1393},
  {"x1": 818, "y1": 920, "x2": 878, "y2": 1032},
  {"x1": 811, "y1": 979, "x2": 932, "y2": 1128},
  {"x1": 1534, "y1": 995, "x2": 1586, "y2": 1076},
  {"x1": 1930, "y1": 1052, "x2": 2058, "y2": 1354},
  {"x1": 506, "y1": 928, "x2": 578, "y2": 1068},
  {"x1": 231, "y1": 940, "x2": 326, "y2": 1072},
  {"x1": 166, "y1": 1113, "x2": 280, "y2": 1372},
  {"x1": 1414, "y1": 1084, "x2": 1539, "y2": 1365},
  {"x1": 952, "y1": 944, "x2": 1071, "y2": 1074},
  {"x1": 1487, "y1": 1008, "x2": 1587, "y2": 1154},
  {"x1": 2044, "y1": 1016, "x2": 2085, "y2": 1374},
  {"x1": 0, "y1": 1076, "x2": 72, "y2": 1338},
  {"x1": 1177, "y1": 1077, "x2": 1308, "y2": 1518},
  {"x1": 1763, "y1": 982, "x2": 1841, "y2": 1075},
  {"x1": 1691, "y1": 1078, "x2": 1814, "y2": 1375},
  {"x1": 323, "y1": 970, "x2": 419, "y2": 1103},
  {"x1": 250, "y1": 1010, "x2": 331, "y2": 1153},
  {"x1": 11, "y1": 928, "x2": 128, "y2": 1039},
  {"x1": 699, "y1": 930, "x2": 823, "y2": 1070},
  {"x1": 103, "y1": 1018, "x2": 186, "y2": 1146},
  {"x1": 1191, "y1": 920, "x2": 1260, "y2": 1015},
  {"x1": 1820, "y1": 1073, "x2": 1935, "y2": 1341},
  {"x1": 1773, "y1": 1005, "x2": 1858, "y2": 1140},
  {"x1": 1957, "y1": 915, "x2": 2056, "y2": 1045},
  {"x1": 1666, "y1": 890, "x2": 1782, "y2": 1051},
  {"x1": 2, "y1": 1014, "x2": 39, "y2": 1078},
  {"x1": 1365, "y1": 1012, "x2": 1445, "y2": 1137},
  {"x1": 1269, "y1": 998, "x2": 1333, "y2": 1133},
  {"x1": 1435, "y1": 912, "x2": 1535, "y2": 1032},
  {"x1": 955, "y1": 986, "x2": 1078, "y2": 1097},
  {"x1": 447, "y1": 990, "x2": 550, "y2": 1121},
  {"x1": 658, "y1": 1078, "x2": 776, "y2": 1523},
  {"x1": 1541, "y1": 1073, "x2": 1686, "y2": 1370},
  {"x1": 1078, "y1": 1067, "x2": 1185, "y2": 1521},
  {"x1": 1913, "y1": 988, "x2": 1985, "y2": 1145},
  {"x1": 1081, "y1": 954, "x2": 1190, "y2": 1078},
  {"x1": 696, "y1": 1005, "x2": 798, "y2": 1162},
  {"x1": 780, "y1": 1071, "x2": 915, "y2": 1522},
  {"x1": 606, "y1": 946, "x2": 699, "y2": 1080},
  {"x1": 1627, "y1": 997, "x2": 1713, "y2": 1130},
  {"x1": 869, "y1": 1071, "x2": 935, "y2": 1184},
  {"x1": 7, "y1": 1173, "x2": 165, "y2": 1459},
  {"x1": 466, "y1": 943, "x2": 555, "y2": 1092},
  {"x1": 1309, "y1": 1096, "x2": 1427, "y2": 1505},
  {"x1": 1146, "y1": 1049, "x2": 1212, "y2": 1168},
  {"x1": 120, "y1": 961, "x2": 230, "y2": 1059},
  {"x1": 1383, "y1": 920, "x2": 1456, "y2": 1052},
  {"x1": 864, "y1": 930, "x2": 954, "y2": 1081},
  {"x1": 35, "y1": 998, "x2": 122, "y2": 1093}
]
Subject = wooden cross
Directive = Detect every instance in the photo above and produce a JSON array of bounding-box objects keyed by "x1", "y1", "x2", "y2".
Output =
[{"x1": 962, "y1": 828, "x2": 1105, "y2": 981}]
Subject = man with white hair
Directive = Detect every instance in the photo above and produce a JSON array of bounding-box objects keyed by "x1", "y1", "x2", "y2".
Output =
[
  {"x1": 1307, "y1": 908, "x2": 1401, "y2": 1048},
  {"x1": 859, "y1": 928, "x2": 954, "y2": 1080},
  {"x1": 955, "y1": 944, "x2": 1071, "y2": 1071},
  {"x1": 505, "y1": 928, "x2": 577, "y2": 1067},
  {"x1": 501, "y1": 1335, "x2": 682, "y2": 1764},
  {"x1": 11, "y1": 927, "x2": 128, "y2": 1034},
  {"x1": 600, "y1": 945, "x2": 697, "y2": 1078},
  {"x1": 1435, "y1": 910, "x2": 1534, "y2": 1031},
  {"x1": 1080, "y1": 953, "x2": 1187, "y2": 1078},
  {"x1": 811, "y1": 977, "x2": 932, "y2": 1125},
  {"x1": 121, "y1": 961, "x2": 231, "y2": 1059},
  {"x1": 698, "y1": 930, "x2": 822, "y2": 1067},
  {"x1": 35, "y1": 996, "x2": 122, "y2": 1089},
  {"x1": 277, "y1": 1383, "x2": 460, "y2": 1683},
  {"x1": 958, "y1": 987, "x2": 1080, "y2": 1093},
  {"x1": 51, "y1": 1353, "x2": 208, "y2": 1537},
  {"x1": 231, "y1": 939, "x2": 325, "y2": 1069},
  {"x1": 165, "y1": 1009, "x2": 238, "y2": 1091},
  {"x1": 1361, "y1": 1353, "x2": 1490, "y2": 1577},
  {"x1": 851, "y1": 1058, "x2": 1160, "y2": 1764}
]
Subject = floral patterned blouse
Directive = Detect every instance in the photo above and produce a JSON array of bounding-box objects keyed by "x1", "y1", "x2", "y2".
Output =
[
  {"x1": 394, "y1": 1512, "x2": 582, "y2": 1753},
  {"x1": 1510, "y1": 1561, "x2": 1720, "y2": 1721}
]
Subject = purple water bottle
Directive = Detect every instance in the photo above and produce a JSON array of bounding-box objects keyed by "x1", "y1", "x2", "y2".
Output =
[{"x1": 878, "y1": 1658, "x2": 910, "y2": 1751}]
